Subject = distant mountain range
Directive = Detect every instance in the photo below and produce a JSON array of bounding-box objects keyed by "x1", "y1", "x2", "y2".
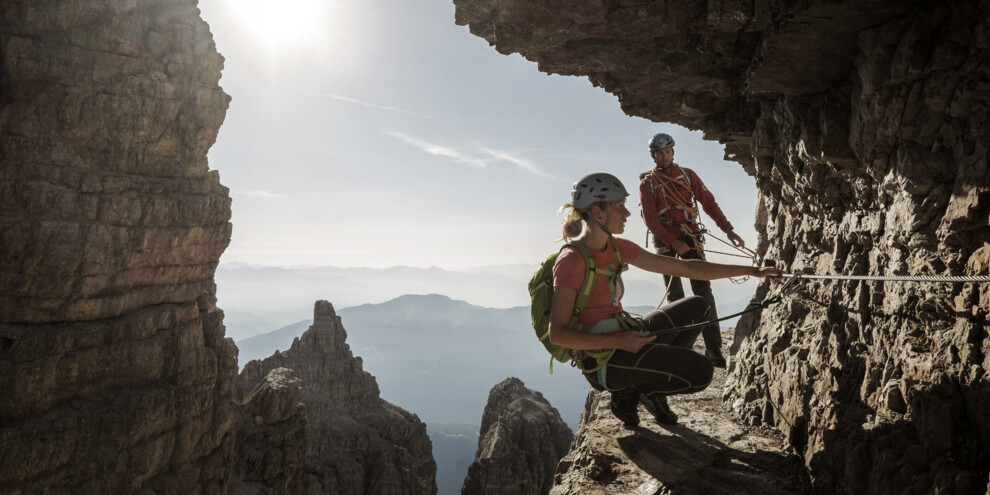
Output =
[
  {"x1": 216, "y1": 263, "x2": 530, "y2": 339},
  {"x1": 217, "y1": 261, "x2": 762, "y2": 341}
]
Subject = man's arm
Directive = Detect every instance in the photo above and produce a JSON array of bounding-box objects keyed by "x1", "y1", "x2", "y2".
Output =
[
  {"x1": 688, "y1": 169, "x2": 734, "y2": 233},
  {"x1": 629, "y1": 243, "x2": 779, "y2": 279},
  {"x1": 688, "y1": 169, "x2": 745, "y2": 247}
]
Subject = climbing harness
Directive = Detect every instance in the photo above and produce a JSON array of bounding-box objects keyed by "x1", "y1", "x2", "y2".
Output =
[{"x1": 572, "y1": 312, "x2": 639, "y2": 374}]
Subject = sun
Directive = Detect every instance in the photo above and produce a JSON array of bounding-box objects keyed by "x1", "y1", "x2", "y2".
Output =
[{"x1": 228, "y1": 0, "x2": 331, "y2": 45}]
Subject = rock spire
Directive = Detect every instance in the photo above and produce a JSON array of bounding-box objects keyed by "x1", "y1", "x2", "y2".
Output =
[
  {"x1": 236, "y1": 300, "x2": 437, "y2": 495},
  {"x1": 462, "y1": 377, "x2": 573, "y2": 495}
]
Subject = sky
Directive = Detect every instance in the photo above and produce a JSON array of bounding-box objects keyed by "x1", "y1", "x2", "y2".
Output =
[{"x1": 197, "y1": 0, "x2": 760, "y2": 272}]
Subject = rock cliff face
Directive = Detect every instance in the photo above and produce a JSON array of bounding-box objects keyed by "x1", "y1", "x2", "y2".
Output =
[
  {"x1": 454, "y1": 1, "x2": 990, "y2": 493},
  {"x1": 236, "y1": 301, "x2": 437, "y2": 495},
  {"x1": 462, "y1": 377, "x2": 573, "y2": 495},
  {"x1": 4, "y1": 0, "x2": 988, "y2": 493},
  {"x1": 0, "y1": 1, "x2": 235, "y2": 493}
]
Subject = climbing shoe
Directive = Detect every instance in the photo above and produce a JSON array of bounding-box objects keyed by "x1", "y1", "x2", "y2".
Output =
[
  {"x1": 705, "y1": 348, "x2": 727, "y2": 368},
  {"x1": 609, "y1": 388, "x2": 640, "y2": 427},
  {"x1": 638, "y1": 392, "x2": 678, "y2": 425}
]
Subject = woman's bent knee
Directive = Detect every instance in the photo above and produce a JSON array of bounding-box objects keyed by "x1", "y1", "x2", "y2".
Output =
[{"x1": 683, "y1": 295, "x2": 710, "y2": 315}]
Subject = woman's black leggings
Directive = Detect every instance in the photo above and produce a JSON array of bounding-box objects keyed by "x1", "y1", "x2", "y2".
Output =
[{"x1": 584, "y1": 295, "x2": 714, "y2": 395}]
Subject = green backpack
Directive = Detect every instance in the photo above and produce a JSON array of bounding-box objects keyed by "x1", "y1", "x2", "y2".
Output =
[{"x1": 528, "y1": 242, "x2": 625, "y2": 373}]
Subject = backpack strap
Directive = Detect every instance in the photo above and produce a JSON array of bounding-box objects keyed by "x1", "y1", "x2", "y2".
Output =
[
  {"x1": 565, "y1": 240, "x2": 629, "y2": 375},
  {"x1": 566, "y1": 240, "x2": 629, "y2": 320},
  {"x1": 566, "y1": 242, "x2": 598, "y2": 329}
]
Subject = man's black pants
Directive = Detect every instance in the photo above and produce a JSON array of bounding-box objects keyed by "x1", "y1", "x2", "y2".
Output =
[{"x1": 653, "y1": 234, "x2": 721, "y2": 351}]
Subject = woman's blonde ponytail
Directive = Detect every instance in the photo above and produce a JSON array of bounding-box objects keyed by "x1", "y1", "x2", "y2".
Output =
[{"x1": 558, "y1": 203, "x2": 588, "y2": 241}]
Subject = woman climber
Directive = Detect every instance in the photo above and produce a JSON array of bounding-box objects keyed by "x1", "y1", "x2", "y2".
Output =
[{"x1": 549, "y1": 172, "x2": 781, "y2": 426}]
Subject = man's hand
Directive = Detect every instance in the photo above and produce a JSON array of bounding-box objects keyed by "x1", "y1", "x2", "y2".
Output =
[
  {"x1": 727, "y1": 231, "x2": 745, "y2": 248},
  {"x1": 670, "y1": 239, "x2": 690, "y2": 255}
]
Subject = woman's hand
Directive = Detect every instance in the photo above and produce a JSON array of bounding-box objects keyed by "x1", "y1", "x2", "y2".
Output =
[
  {"x1": 752, "y1": 266, "x2": 783, "y2": 278},
  {"x1": 612, "y1": 330, "x2": 657, "y2": 353}
]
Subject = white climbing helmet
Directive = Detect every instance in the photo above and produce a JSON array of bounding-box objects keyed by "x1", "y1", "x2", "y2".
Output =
[{"x1": 571, "y1": 173, "x2": 629, "y2": 209}]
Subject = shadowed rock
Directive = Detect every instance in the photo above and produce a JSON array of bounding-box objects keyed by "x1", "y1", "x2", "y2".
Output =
[
  {"x1": 0, "y1": 1, "x2": 234, "y2": 492},
  {"x1": 463, "y1": 377, "x2": 573, "y2": 495},
  {"x1": 231, "y1": 367, "x2": 306, "y2": 495}
]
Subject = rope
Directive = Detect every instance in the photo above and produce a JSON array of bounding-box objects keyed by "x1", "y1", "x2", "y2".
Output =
[
  {"x1": 655, "y1": 261, "x2": 677, "y2": 310},
  {"x1": 649, "y1": 168, "x2": 697, "y2": 215},
  {"x1": 646, "y1": 297, "x2": 770, "y2": 337},
  {"x1": 703, "y1": 248, "x2": 753, "y2": 259},
  {"x1": 704, "y1": 230, "x2": 758, "y2": 260}
]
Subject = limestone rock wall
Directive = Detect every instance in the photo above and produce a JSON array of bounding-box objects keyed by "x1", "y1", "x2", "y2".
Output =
[
  {"x1": 0, "y1": 0, "x2": 235, "y2": 493},
  {"x1": 0, "y1": 0, "x2": 231, "y2": 323},
  {"x1": 236, "y1": 301, "x2": 437, "y2": 495},
  {"x1": 462, "y1": 377, "x2": 573, "y2": 495},
  {"x1": 454, "y1": 1, "x2": 990, "y2": 493}
]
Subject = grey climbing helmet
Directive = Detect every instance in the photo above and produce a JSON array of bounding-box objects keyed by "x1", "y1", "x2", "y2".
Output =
[
  {"x1": 648, "y1": 133, "x2": 675, "y2": 151},
  {"x1": 571, "y1": 173, "x2": 629, "y2": 209}
]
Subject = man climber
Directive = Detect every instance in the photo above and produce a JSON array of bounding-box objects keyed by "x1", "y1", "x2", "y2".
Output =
[{"x1": 638, "y1": 132, "x2": 745, "y2": 368}]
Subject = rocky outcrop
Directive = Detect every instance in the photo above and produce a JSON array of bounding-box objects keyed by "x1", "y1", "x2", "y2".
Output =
[
  {"x1": 231, "y1": 367, "x2": 307, "y2": 495},
  {"x1": 236, "y1": 300, "x2": 437, "y2": 495},
  {"x1": 0, "y1": 1, "x2": 235, "y2": 493},
  {"x1": 454, "y1": 1, "x2": 990, "y2": 493},
  {"x1": 462, "y1": 377, "x2": 573, "y2": 495}
]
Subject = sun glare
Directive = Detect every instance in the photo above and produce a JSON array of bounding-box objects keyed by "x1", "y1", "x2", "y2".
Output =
[{"x1": 229, "y1": 0, "x2": 330, "y2": 45}]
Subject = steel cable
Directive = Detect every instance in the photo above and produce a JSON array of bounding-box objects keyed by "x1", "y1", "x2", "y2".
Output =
[{"x1": 782, "y1": 273, "x2": 990, "y2": 283}]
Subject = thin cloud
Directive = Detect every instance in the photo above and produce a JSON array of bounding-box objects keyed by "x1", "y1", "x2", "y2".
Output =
[
  {"x1": 384, "y1": 130, "x2": 488, "y2": 169},
  {"x1": 233, "y1": 190, "x2": 287, "y2": 199},
  {"x1": 385, "y1": 130, "x2": 554, "y2": 178},
  {"x1": 480, "y1": 147, "x2": 552, "y2": 178},
  {"x1": 324, "y1": 94, "x2": 435, "y2": 119}
]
